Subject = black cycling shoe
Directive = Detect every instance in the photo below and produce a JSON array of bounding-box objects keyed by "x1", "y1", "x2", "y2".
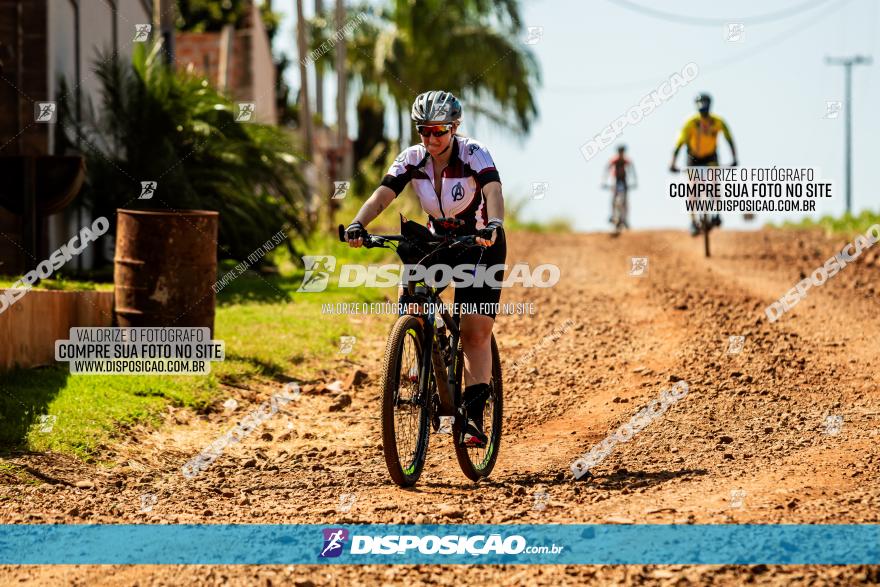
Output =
[
  {"x1": 464, "y1": 418, "x2": 487, "y2": 447},
  {"x1": 712, "y1": 214, "x2": 722, "y2": 227},
  {"x1": 462, "y1": 383, "x2": 491, "y2": 448}
]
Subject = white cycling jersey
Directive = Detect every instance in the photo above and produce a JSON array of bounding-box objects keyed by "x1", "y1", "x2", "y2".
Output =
[{"x1": 380, "y1": 136, "x2": 501, "y2": 233}]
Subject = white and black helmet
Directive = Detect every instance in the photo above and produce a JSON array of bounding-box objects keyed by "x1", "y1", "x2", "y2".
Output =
[{"x1": 411, "y1": 90, "x2": 462, "y2": 124}]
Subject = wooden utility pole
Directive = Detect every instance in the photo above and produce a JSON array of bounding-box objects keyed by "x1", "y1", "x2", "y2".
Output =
[
  {"x1": 825, "y1": 55, "x2": 872, "y2": 215},
  {"x1": 153, "y1": 0, "x2": 176, "y2": 64},
  {"x1": 335, "y1": 0, "x2": 349, "y2": 178},
  {"x1": 295, "y1": 0, "x2": 314, "y2": 162},
  {"x1": 314, "y1": 0, "x2": 324, "y2": 119}
]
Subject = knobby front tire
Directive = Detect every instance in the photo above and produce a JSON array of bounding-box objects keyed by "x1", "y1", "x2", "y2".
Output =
[
  {"x1": 381, "y1": 315, "x2": 430, "y2": 487},
  {"x1": 702, "y1": 214, "x2": 712, "y2": 258}
]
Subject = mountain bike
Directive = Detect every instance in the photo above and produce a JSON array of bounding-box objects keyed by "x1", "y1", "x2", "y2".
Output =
[
  {"x1": 671, "y1": 164, "x2": 726, "y2": 258},
  {"x1": 338, "y1": 222, "x2": 503, "y2": 487},
  {"x1": 602, "y1": 180, "x2": 635, "y2": 237},
  {"x1": 696, "y1": 210, "x2": 718, "y2": 258}
]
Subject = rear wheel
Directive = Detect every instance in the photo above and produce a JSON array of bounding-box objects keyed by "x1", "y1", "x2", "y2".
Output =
[
  {"x1": 453, "y1": 335, "x2": 503, "y2": 481},
  {"x1": 380, "y1": 315, "x2": 430, "y2": 487}
]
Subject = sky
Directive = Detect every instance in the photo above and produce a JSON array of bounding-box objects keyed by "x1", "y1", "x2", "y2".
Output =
[{"x1": 272, "y1": 0, "x2": 879, "y2": 232}]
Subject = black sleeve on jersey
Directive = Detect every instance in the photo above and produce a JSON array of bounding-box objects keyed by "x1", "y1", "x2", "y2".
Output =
[
  {"x1": 380, "y1": 172, "x2": 411, "y2": 196},
  {"x1": 476, "y1": 168, "x2": 501, "y2": 188},
  {"x1": 381, "y1": 152, "x2": 428, "y2": 196}
]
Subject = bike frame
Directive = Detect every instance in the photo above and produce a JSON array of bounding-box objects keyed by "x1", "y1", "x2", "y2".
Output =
[
  {"x1": 411, "y1": 291, "x2": 460, "y2": 418},
  {"x1": 338, "y1": 224, "x2": 482, "y2": 421}
]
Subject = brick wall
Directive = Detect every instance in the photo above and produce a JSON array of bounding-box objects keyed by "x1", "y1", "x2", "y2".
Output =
[
  {"x1": 175, "y1": 32, "x2": 224, "y2": 87},
  {"x1": 175, "y1": 2, "x2": 277, "y2": 124}
]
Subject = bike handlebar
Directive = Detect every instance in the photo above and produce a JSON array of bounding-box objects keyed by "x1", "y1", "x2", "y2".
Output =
[
  {"x1": 670, "y1": 161, "x2": 737, "y2": 173},
  {"x1": 337, "y1": 224, "x2": 479, "y2": 249}
]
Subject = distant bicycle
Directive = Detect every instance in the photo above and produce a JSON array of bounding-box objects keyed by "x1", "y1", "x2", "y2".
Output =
[
  {"x1": 602, "y1": 180, "x2": 635, "y2": 237},
  {"x1": 605, "y1": 145, "x2": 636, "y2": 236}
]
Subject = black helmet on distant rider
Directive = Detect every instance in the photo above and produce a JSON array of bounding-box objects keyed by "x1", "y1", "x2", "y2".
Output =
[{"x1": 695, "y1": 93, "x2": 712, "y2": 114}]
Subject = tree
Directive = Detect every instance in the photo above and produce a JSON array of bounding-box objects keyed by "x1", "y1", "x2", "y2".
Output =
[
  {"x1": 58, "y1": 42, "x2": 312, "y2": 262},
  {"x1": 309, "y1": 0, "x2": 540, "y2": 146},
  {"x1": 176, "y1": 0, "x2": 273, "y2": 32}
]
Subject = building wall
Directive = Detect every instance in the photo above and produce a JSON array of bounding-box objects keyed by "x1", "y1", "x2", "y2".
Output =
[
  {"x1": 175, "y1": 32, "x2": 224, "y2": 87},
  {"x1": 77, "y1": 0, "x2": 117, "y2": 121},
  {"x1": 0, "y1": 0, "x2": 49, "y2": 274},
  {"x1": 247, "y1": 1, "x2": 277, "y2": 124},
  {"x1": 175, "y1": 0, "x2": 277, "y2": 124},
  {"x1": 0, "y1": 0, "x2": 49, "y2": 156},
  {"x1": 46, "y1": 0, "x2": 151, "y2": 270}
]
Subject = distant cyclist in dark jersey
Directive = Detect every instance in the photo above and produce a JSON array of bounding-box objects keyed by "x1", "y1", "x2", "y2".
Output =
[
  {"x1": 343, "y1": 90, "x2": 505, "y2": 446},
  {"x1": 670, "y1": 93, "x2": 738, "y2": 235},
  {"x1": 606, "y1": 144, "x2": 636, "y2": 231}
]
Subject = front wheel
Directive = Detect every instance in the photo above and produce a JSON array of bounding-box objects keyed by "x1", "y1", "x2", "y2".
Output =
[
  {"x1": 453, "y1": 335, "x2": 503, "y2": 481},
  {"x1": 702, "y1": 214, "x2": 711, "y2": 258},
  {"x1": 381, "y1": 315, "x2": 430, "y2": 487}
]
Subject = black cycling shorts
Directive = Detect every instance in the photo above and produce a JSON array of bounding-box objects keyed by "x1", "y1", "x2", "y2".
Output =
[
  {"x1": 687, "y1": 152, "x2": 719, "y2": 166},
  {"x1": 402, "y1": 227, "x2": 507, "y2": 319}
]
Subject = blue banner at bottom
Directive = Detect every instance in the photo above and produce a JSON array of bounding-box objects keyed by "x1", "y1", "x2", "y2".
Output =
[{"x1": 1, "y1": 524, "x2": 879, "y2": 565}]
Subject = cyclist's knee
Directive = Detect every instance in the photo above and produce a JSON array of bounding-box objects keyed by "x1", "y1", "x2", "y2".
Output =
[{"x1": 460, "y1": 319, "x2": 493, "y2": 349}]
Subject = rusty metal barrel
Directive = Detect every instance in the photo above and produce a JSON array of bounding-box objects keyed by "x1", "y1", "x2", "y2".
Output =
[{"x1": 114, "y1": 209, "x2": 218, "y2": 331}]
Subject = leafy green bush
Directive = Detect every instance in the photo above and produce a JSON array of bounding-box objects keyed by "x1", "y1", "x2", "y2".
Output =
[{"x1": 59, "y1": 42, "x2": 312, "y2": 263}]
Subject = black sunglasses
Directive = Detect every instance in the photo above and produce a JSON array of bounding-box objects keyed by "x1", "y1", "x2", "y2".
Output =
[{"x1": 417, "y1": 124, "x2": 453, "y2": 137}]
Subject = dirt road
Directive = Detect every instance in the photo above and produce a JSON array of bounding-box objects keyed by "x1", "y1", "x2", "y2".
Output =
[{"x1": 3, "y1": 228, "x2": 880, "y2": 585}]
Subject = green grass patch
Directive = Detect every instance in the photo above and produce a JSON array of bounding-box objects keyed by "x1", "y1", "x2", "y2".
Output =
[
  {"x1": 0, "y1": 231, "x2": 395, "y2": 458},
  {"x1": 774, "y1": 209, "x2": 880, "y2": 236},
  {"x1": 0, "y1": 367, "x2": 215, "y2": 458},
  {"x1": 212, "y1": 231, "x2": 394, "y2": 383},
  {"x1": 504, "y1": 196, "x2": 574, "y2": 234}
]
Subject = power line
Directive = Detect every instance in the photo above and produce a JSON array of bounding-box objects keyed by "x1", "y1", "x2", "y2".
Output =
[
  {"x1": 546, "y1": 0, "x2": 853, "y2": 94},
  {"x1": 607, "y1": 0, "x2": 831, "y2": 27}
]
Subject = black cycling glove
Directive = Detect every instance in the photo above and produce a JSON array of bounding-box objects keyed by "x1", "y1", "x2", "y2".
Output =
[
  {"x1": 345, "y1": 221, "x2": 366, "y2": 242},
  {"x1": 477, "y1": 218, "x2": 503, "y2": 245}
]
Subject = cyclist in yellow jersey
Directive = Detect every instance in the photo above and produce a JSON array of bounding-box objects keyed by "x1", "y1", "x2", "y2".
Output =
[{"x1": 670, "y1": 93, "x2": 738, "y2": 235}]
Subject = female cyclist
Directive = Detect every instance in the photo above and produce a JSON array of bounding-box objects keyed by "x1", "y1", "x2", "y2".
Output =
[{"x1": 343, "y1": 90, "x2": 506, "y2": 446}]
